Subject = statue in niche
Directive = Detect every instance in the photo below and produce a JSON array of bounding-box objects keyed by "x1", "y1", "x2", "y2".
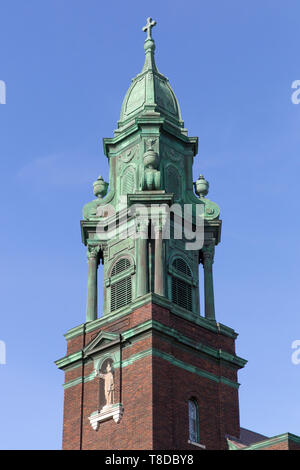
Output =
[{"x1": 97, "y1": 359, "x2": 115, "y2": 408}]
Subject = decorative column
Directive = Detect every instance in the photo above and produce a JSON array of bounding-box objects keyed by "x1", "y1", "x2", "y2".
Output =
[
  {"x1": 153, "y1": 222, "x2": 164, "y2": 296},
  {"x1": 86, "y1": 246, "x2": 100, "y2": 322},
  {"x1": 136, "y1": 221, "x2": 149, "y2": 298},
  {"x1": 201, "y1": 242, "x2": 216, "y2": 321}
]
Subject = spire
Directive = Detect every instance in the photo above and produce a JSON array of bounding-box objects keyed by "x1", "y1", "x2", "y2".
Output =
[
  {"x1": 118, "y1": 17, "x2": 183, "y2": 131},
  {"x1": 141, "y1": 17, "x2": 158, "y2": 73}
]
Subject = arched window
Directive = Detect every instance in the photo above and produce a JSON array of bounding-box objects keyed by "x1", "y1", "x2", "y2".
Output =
[
  {"x1": 188, "y1": 399, "x2": 199, "y2": 443},
  {"x1": 171, "y1": 258, "x2": 193, "y2": 311},
  {"x1": 110, "y1": 257, "x2": 132, "y2": 312}
]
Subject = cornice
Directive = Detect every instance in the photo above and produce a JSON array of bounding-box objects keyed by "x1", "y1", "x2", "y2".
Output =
[
  {"x1": 61, "y1": 346, "x2": 241, "y2": 391},
  {"x1": 56, "y1": 317, "x2": 246, "y2": 372},
  {"x1": 62, "y1": 292, "x2": 239, "y2": 342}
]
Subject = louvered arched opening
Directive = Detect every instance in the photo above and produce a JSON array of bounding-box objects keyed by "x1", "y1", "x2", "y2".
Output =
[
  {"x1": 173, "y1": 258, "x2": 192, "y2": 277},
  {"x1": 171, "y1": 258, "x2": 193, "y2": 312},
  {"x1": 111, "y1": 258, "x2": 130, "y2": 277},
  {"x1": 110, "y1": 257, "x2": 133, "y2": 313}
]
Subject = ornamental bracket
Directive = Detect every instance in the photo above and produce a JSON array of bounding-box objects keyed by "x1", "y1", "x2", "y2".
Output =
[{"x1": 88, "y1": 403, "x2": 124, "y2": 431}]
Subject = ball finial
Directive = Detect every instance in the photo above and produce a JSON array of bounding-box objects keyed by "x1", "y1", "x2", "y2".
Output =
[
  {"x1": 93, "y1": 175, "x2": 108, "y2": 199},
  {"x1": 194, "y1": 175, "x2": 209, "y2": 198}
]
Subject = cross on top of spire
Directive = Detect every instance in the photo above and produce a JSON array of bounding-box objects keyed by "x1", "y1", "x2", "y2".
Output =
[{"x1": 142, "y1": 17, "x2": 156, "y2": 40}]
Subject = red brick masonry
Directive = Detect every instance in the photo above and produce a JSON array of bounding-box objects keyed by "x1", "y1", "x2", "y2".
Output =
[{"x1": 58, "y1": 302, "x2": 300, "y2": 450}]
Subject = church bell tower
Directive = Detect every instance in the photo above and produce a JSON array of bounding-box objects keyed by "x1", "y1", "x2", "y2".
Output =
[{"x1": 56, "y1": 18, "x2": 247, "y2": 450}]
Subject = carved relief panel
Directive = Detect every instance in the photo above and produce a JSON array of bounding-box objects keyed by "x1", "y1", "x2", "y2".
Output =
[
  {"x1": 117, "y1": 143, "x2": 140, "y2": 196},
  {"x1": 166, "y1": 164, "x2": 182, "y2": 201}
]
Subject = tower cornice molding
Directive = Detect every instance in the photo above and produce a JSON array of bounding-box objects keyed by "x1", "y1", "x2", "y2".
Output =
[
  {"x1": 103, "y1": 119, "x2": 198, "y2": 157},
  {"x1": 56, "y1": 317, "x2": 246, "y2": 374},
  {"x1": 62, "y1": 292, "x2": 239, "y2": 343}
]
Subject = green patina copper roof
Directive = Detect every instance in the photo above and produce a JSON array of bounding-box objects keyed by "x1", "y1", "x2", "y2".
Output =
[
  {"x1": 81, "y1": 18, "x2": 220, "y2": 226},
  {"x1": 118, "y1": 17, "x2": 184, "y2": 131}
]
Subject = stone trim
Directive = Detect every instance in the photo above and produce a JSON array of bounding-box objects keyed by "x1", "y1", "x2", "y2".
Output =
[
  {"x1": 188, "y1": 440, "x2": 206, "y2": 449},
  {"x1": 122, "y1": 319, "x2": 246, "y2": 368},
  {"x1": 63, "y1": 370, "x2": 96, "y2": 390},
  {"x1": 240, "y1": 433, "x2": 300, "y2": 450},
  {"x1": 63, "y1": 293, "x2": 238, "y2": 341},
  {"x1": 62, "y1": 346, "x2": 240, "y2": 390},
  {"x1": 150, "y1": 348, "x2": 240, "y2": 389},
  {"x1": 55, "y1": 350, "x2": 83, "y2": 369},
  {"x1": 57, "y1": 319, "x2": 246, "y2": 371}
]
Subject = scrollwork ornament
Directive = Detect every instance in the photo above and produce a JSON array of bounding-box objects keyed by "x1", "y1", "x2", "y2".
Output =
[
  {"x1": 87, "y1": 245, "x2": 101, "y2": 260},
  {"x1": 162, "y1": 144, "x2": 183, "y2": 166},
  {"x1": 202, "y1": 243, "x2": 215, "y2": 268},
  {"x1": 169, "y1": 148, "x2": 181, "y2": 162},
  {"x1": 121, "y1": 145, "x2": 138, "y2": 163}
]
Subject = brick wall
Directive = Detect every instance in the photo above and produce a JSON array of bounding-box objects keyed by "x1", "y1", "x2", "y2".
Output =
[{"x1": 61, "y1": 301, "x2": 242, "y2": 450}]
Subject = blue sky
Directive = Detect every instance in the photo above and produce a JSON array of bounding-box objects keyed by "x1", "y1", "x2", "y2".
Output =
[{"x1": 0, "y1": 0, "x2": 300, "y2": 449}]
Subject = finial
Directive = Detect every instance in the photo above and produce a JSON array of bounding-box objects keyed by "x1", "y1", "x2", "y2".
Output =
[
  {"x1": 194, "y1": 175, "x2": 209, "y2": 198},
  {"x1": 141, "y1": 17, "x2": 158, "y2": 73},
  {"x1": 93, "y1": 175, "x2": 108, "y2": 199},
  {"x1": 142, "y1": 17, "x2": 156, "y2": 40}
]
